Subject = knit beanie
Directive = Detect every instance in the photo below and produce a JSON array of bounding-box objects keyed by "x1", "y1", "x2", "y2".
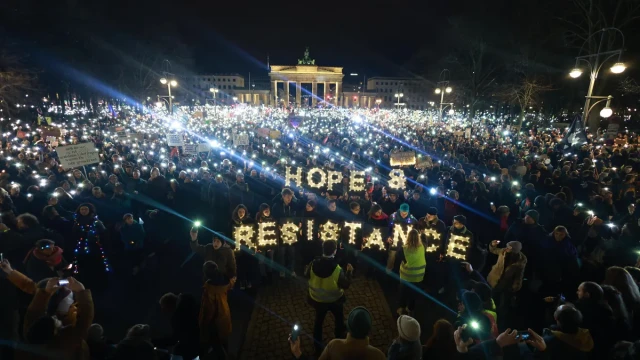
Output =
[
  {"x1": 453, "y1": 215, "x2": 467, "y2": 226},
  {"x1": 525, "y1": 209, "x2": 539, "y2": 223},
  {"x1": 397, "y1": 315, "x2": 421, "y2": 342},
  {"x1": 347, "y1": 307, "x2": 372, "y2": 339},
  {"x1": 507, "y1": 241, "x2": 523, "y2": 254},
  {"x1": 460, "y1": 290, "x2": 483, "y2": 312},
  {"x1": 399, "y1": 203, "x2": 410, "y2": 212},
  {"x1": 427, "y1": 207, "x2": 438, "y2": 216}
]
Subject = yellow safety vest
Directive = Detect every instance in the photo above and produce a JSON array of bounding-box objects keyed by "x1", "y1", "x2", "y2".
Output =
[
  {"x1": 309, "y1": 263, "x2": 344, "y2": 303},
  {"x1": 400, "y1": 244, "x2": 426, "y2": 282}
]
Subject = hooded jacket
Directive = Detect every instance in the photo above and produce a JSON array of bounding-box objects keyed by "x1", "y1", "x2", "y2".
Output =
[
  {"x1": 190, "y1": 241, "x2": 237, "y2": 279},
  {"x1": 304, "y1": 256, "x2": 352, "y2": 307},
  {"x1": 487, "y1": 243, "x2": 527, "y2": 292}
]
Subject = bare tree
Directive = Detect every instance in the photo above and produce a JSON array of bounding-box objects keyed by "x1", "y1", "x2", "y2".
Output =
[
  {"x1": 0, "y1": 52, "x2": 37, "y2": 115},
  {"x1": 447, "y1": 39, "x2": 500, "y2": 119},
  {"x1": 618, "y1": 77, "x2": 640, "y2": 95},
  {"x1": 499, "y1": 77, "x2": 553, "y2": 129}
]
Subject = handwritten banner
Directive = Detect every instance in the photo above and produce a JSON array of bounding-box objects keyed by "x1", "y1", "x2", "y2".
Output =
[{"x1": 55, "y1": 142, "x2": 100, "y2": 169}]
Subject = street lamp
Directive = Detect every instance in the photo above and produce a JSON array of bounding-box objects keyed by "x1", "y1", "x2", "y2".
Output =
[
  {"x1": 435, "y1": 69, "x2": 452, "y2": 120},
  {"x1": 375, "y1": 98, "x2": 382, "y2": 109},
  {"x1": 568, "y1": 27, "x2": 626, "y2": 128},
  {"x1": 394, "y1": 93, "x2": 404, "y2": 107},
  {"x1": 160, "y1": 77, "x2": 177, "y2": 114}
]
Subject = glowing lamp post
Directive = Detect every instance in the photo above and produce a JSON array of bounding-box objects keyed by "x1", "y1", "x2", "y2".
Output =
[
  {"x1": 160, "y1": 78, "x2": 178, "y2": 114},
  {"x1": 394, "y1": 93, "x2": 404, "y2": 108},
  {"x1": 568, "y1": 27, "x2": 625, "y2": 128}
]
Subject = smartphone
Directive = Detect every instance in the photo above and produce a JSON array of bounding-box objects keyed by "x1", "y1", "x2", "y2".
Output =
[
  {"x1": 517, "y1": 331, "x2": 530, "y2": 341},
  {"x1": 58, "y1": 279, "x2": 69, "y2": 286},
  {"x1": 291, "y1": 324, "x2": 300, "y2": 341}
]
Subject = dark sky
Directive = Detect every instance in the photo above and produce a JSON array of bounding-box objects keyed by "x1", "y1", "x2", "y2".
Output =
[{"x1": 0, "y1": 0, "x2": 472, "y2": 77}]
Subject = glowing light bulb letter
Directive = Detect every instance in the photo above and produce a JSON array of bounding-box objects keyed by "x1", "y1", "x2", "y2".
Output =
[
  {"x1": 388, "y1": 169, "x2": 406, "y2": 190},
  {"x1": 280, "y1": 222, "x2": 299, "y2": 244},
  {"x1": 233, "y1": 225, "x2": 255, "y2": 245},
  {"x1": 392, "y1": 224, "x2": 412, "y2": 246},
  {"x1": 307, "y1": 167, "x2": 326, "y2": 188},
  {"x1": 344, "y1": 222, "x2": 362, "y2": 245},
  {"x1": 365, "y1": 227, "x2": 385, "y2": 249},
  {"x1": 326, "y1": 171, "x2": 342, "y2": 191},
  {"x1": 306, "y1": 219, "x2": 315, "y2": 241},
  {"x1": 422, "y1": 228, "x2": 441, "y2": 253},
  {"x1": 258, "y1": 221, "x2": 278, "y2": 246},
  {"x1": 320, "y1": 220, "x2": 340, "y2": 241},
  {"x1": 285, "y1": 166, "x2": 303, "y2": 187},
  {"x1": 349, "y1": 171, "x2": 366, "y2": 192},
  {"x1": 446, "y1": 234, "x2": 470, "y2": 260}
]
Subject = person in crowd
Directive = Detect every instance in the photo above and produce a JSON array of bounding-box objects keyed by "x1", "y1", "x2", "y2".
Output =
[
  {"x1": 396, "y1": 229, "x2": 426, "y2": 316},
  {"x1": 455, "y1": 290, "x2": 498, "y2": 341},
  {"x1": 305, "y1": 240, "x2": 353, "y2": 355},
  {"x1": 539, "y1": 304, "x2": 594, "y2": 358},
  {"x1": 158, "y1": 292, "x2": 200, "y2": 360},
  {"x1": 603, "y1": 266, "x2": 640, "y2": 331},
  {"x1": 199, "y1": 260, "x2": 232, "y2": 359},
  {"x1": 387, "y1": 315, "x2": 422, "y2": 360},
  {"x1": 387, "y1": 203, "x2": 418, "y2": 273},
  {"x1": 487, "y1": 240, "x2": 526, "y2": 329},
  {"x1": 422, "y1": 319, "x2": 458, "y2": 360},
  {"x1": 71, "y1": 203, "x2": 108, "y2": 287},
  {"x1": 601, "y1": 284, "x2": 633, "y2": 340},
  {"x1": 20, "y1": 277, "x2": 93, "y2": 360},
  {"x1": 272, "y1": 189, "x2": 298, "y2": 277},
  {"x1": 504, "y1": 209, "x2": 547, "y2": 266},
  {"x1": 41, "y1": 205, "x2": 73, "y2": 240},
  {"x1": 0, "y1": 213, "x2": 64, "y2": 264},
  {"x1": 22, "y1": 239, "x2": 69, "y2": 282},
  {"x1": 189, "y1": 228, "x2": 237, "y2": 282},
  {"x1": 575, "y1": 281, "x2": 616, "y2": 357},
  {"x1": 290, "y1": 306, "x2": 386, "y2": 360},
  {"x1": 119, "y1": 213, "x2": 146, "y2": 275},
  {"x1": 85, "y1": 323, "x2": 115, "y2": 360}
]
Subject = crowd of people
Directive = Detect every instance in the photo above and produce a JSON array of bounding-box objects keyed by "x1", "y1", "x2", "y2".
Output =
[{"x1": 0, "y1": 102, "x2": 639, "y2": 359}]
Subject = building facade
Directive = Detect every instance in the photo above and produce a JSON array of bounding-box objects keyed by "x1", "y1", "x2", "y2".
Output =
[
  {"x1": 366, "y1": 77, "x2": 434, "y2": 110},
  {"x1": 188, "y1": 74, "x2": 245, "y2": 104}
]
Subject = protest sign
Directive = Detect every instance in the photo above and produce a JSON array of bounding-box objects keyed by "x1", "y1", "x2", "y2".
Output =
[
  {"x1": 56, "y1": 142, "x2": 100, "y2": 169},
  {"x1": 269, "y1": 130, "x2": 281, "y2": 139},
  {"x1": 40, "y1": 126, "x2": 61, "y2": 139},
  {"x1": 389, "y1": 151, "x2": 416, "y2": 166},
  {"x1": 197, "y1": 143, "x2": 211, "y2": 153},
  {"x1": 183, "y1": 144, "x2": 198, "y2": 155},
  {"x1": 167, "y1": 133, "x2": 184, "y2": 147},
  {"x1": 233, "y1": 133, "x2": 249, "y2": 146},
  {"x1": 256, "y1": 128, "x2": 270, "y2": 138}
]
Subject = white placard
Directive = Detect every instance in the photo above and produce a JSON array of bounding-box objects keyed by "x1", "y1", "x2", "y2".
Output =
[
  {"x1": 167, "y1": 134, "x2": 184, "y2": 147},
  {"x1": 183, "y1": 144, "x2": 198, "y2": 154},
  {"x1": 56, "y1": 142, "x2": 100, "y2": 169},
  {"x1": 197, "y1": 143, "x2": 211, "y2": 153},
  {"x1": 233, "y1": 134, "x2": 249, "y2": 146}
]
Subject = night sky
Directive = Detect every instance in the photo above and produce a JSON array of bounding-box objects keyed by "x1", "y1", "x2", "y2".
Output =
[{"x1": 1, "y1": 0, "x2": 639, "y2": 110}]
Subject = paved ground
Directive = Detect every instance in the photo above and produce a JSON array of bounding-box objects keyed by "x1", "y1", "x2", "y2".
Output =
[{"x1": 239, "y1": 275, "x2": 397, "y2": 360}]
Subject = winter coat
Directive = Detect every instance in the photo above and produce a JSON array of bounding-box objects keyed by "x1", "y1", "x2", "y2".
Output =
[
  {"x1": 199, "y1": 276, "x2": 232, "y2": 344},
  {"x1": 190, "y1": 241, "x2": 237, "y2": 278},
  {"x1": 23, "y1": 246, "x2": 68, "y2": 282},
  {"x1": 271, "y1": 197, "x2": 301, "y2": 219},
  {"x1": 487, "y1": 243, "x2": 527, "y2": 293},
  {"x1": 387, "y1": 338, "x2": 422, "y2": 360},
  {"x1": 317, "y1": 334, "x2": 386, "y2": 360},
  {"x1": 120, "y1": 221, "x2": 146, "y2": 251},
  {"x1": 541, "y1": 328, "x2": 594, "y2": 360},
  {"x1": 18, "y1": 289, "x2": 94, "y2": 360}
]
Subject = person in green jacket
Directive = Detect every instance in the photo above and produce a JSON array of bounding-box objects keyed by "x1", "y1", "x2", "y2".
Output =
[{"x1": 397, "y1": 229, "x2": 426, "y2": 316}]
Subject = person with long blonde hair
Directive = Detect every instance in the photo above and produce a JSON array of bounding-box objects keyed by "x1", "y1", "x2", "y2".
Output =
[{"x1": 397, "y1": 229, "x2": 425, "y2": 316}]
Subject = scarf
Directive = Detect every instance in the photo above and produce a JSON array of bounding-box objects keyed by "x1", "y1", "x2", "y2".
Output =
[
  {"x1": 500, "y1": 216, "x2": 509, "y2": 231},
  {"x1": 26, "y1": 246, "x2": 64, "y2": 267},
  {"x1": 371, "y1": 212, "x2": 389, "y2": 221}
]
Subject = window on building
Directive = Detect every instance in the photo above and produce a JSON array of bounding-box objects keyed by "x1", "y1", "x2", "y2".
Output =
[
  {"x1": 233, "y1": 79, "x2": 236, "y2": 82},
  {"x1": 376, "y1": 82, "x2": 379, "y2": 85}
]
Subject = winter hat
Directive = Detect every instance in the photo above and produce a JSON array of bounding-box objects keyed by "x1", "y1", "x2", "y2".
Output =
[
  {"x1": 397, "y1": 315, "x2": 421, "y2": 342},
  {"x1": 427, "y1": 207, "x2": 438, "y2": 216},
  {"x1": 460, "y1": 290, "x2": 483, "y2": 312},
  {"x1": 453, "y1": 215, "x2": 467, "y2": 226},
  {"x1": 525, "y1": 210, "x2": 539, "y2": 223},
  {"x1": 399, "y1": 203, "x2": 410, "y2": 212},
  {"x1": 497, "y1": 205, "x2": 510, "y2": 215},
  {"x1": 507, "y1": 241, "x2": 523, "y2": 254},
  {"x1": 347, "y1": 306, "x2": 372, "y2": 339}
]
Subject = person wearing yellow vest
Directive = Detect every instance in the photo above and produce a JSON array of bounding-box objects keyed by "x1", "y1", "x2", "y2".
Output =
[
  {"x1": 304, "y1": 240, "x2": 353, "y2": 355},
  {"x1": 397, "y1": 229, "x2": 426, "y2": 316}
]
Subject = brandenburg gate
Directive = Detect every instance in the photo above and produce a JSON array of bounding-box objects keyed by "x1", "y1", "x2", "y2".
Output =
[{"x1": 269, "y1": 48, "x2": 344, "y2": 107}]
